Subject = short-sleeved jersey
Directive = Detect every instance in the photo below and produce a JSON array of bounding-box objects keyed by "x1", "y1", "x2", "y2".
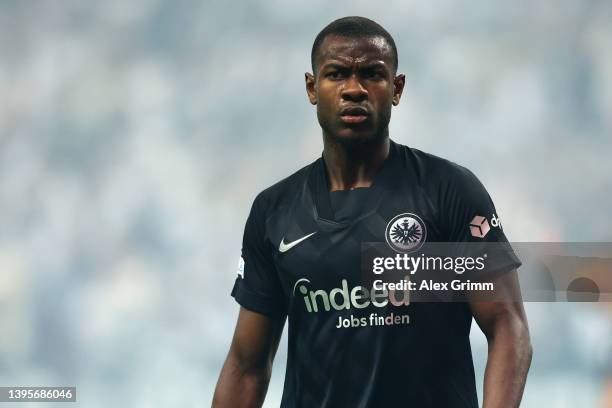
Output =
[{"x1": 231, "y1": 140, "x2": 521, "y2": 408}]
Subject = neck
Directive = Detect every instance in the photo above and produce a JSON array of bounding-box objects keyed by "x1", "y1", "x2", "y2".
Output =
[{"x1": 322, "y1": 132, "x2": 390, "y2": 191}]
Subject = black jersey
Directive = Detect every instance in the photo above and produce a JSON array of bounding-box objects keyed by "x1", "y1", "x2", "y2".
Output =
[{"x1": 231, "y1": 140, "x2": 521, "y2": 408}]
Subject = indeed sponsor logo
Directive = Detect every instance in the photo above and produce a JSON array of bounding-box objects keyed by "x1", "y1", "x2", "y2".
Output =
[{"x1": 293, "y1": 278, "x2": 409, "y2": 313}]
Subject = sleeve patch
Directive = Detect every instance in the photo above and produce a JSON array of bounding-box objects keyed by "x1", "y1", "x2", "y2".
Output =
[{"x1": 236, "y1": 256, "x2": 245, "y2": 278}]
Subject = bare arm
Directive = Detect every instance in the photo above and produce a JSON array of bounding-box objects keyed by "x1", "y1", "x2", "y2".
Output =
[
  {"x1": 469, "y1": 270, "x2": 533, "y2": 408},
  {"x1": 212, "y1": 307, "x2": 286, "y2": 408}
]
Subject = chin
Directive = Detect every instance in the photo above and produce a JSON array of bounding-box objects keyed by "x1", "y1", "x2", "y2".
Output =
[{"x1": 333, "y1": 127, "x2": 382, "y2": 147}]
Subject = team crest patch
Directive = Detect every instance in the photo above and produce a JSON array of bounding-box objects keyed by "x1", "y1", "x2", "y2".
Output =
[{"x1": 385, "y1": 213, "x2": 427, "y2": 253}]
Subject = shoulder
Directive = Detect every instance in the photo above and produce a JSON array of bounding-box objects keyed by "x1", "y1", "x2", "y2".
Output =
[
  {"x1": 395, "y1": 142, "x2": 484, "y2": 191},
  {"x1": 250, "y1": 159, "x2": 317, "y2": 217}
]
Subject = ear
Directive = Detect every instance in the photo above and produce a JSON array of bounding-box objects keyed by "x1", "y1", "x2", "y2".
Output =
[
  {"x1": 392, "y1": 74, "x2": 405, "y2": 106},
  {"x1": 305, "y1": 72, "x2": 317, "y2": 105}
]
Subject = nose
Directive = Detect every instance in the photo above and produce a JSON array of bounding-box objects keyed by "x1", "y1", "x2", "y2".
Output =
[{"x1": 341, "y1": 74, "x2": 367, "y2": 102}]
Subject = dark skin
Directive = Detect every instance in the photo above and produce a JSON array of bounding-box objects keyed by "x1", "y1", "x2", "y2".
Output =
[
  {"x1": 306, "y1": 34, "x2": 405, "y2": 190},
  {"x1": 213, "y1": 35, "x2": 532, "y2": 408},
  {"x1": 212, "y1": 308, "x2": 285, "y2": 408},
  {"x1": 468, "y1": 272, "x2": 533, "y2": 408}
]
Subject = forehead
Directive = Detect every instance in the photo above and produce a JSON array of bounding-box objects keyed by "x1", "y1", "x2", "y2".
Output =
[{"x1": 315, "y1": 35, "x2": 394, "y2": 69}]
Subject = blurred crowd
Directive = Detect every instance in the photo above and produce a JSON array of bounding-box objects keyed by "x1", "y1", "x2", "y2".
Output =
[{"x1": 1, "y1": 1, "x2": 611, "y2": 406}]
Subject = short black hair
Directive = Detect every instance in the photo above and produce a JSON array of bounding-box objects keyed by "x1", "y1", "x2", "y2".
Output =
[{"x1": 311, "y1": 16, "x2": 398, "y2": 74}]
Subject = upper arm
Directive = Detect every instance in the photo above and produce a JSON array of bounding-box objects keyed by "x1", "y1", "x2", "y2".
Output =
[
  {"x1": 217, "y1": 192, "x2": 287, "y2": 407},
  {"x1": 229, "y1": 306, "x2": 286, "y2": 370},
  {"x1": 226, "y1": 193, "x2": 288, "y2": 369},
  {"x1": 213, "y1": 308, "x2": 285, "y2": 407},
  {"x1": 468, "y1": 269, "x2": 530, "y2": 340},
  {"x1": 441, "y1": 164, "x2": 525, "y2": 331}
]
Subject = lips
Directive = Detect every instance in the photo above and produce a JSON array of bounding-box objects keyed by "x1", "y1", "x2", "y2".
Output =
[
  {"x1": 339, "y1": 106, "x2": 370, "y2": 124},
  {"x1": 340, "y1": 106, "x2": 370, "y2": 116}
]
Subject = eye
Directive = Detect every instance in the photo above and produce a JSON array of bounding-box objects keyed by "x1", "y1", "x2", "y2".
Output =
[
  {"x1": 367, "y1": 71, "x2": 385, "y2": 79},
  {"x1": 326, "y1": 70, "x2": 347, "y2": 80}
]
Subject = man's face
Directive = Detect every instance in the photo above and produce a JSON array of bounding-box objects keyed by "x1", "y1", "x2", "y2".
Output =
[{"x1": 306, "y1": 35, "x2": 405, "y2": 144}]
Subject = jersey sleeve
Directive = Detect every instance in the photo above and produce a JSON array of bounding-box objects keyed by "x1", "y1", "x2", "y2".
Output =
[
  {"x1": 442, "y1": 166, "x2": 522, "y2": 278},
  {"x1": 230, "y1": 193, "x2": 287, "y2": 316}
]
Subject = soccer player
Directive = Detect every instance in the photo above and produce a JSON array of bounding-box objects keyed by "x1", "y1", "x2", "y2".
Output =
[{"x1": 213, "y1": 16, "x2": 532, "y2": 408}]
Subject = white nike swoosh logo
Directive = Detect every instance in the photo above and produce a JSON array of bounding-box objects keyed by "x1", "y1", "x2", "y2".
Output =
[{"x1": 279, "y1": 232, "x2": 317, "y2": 253}]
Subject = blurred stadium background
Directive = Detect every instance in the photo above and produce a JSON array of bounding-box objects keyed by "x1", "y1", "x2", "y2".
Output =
[{"x1": 1, "y1": 1, "x2": 611, "y2": 406}]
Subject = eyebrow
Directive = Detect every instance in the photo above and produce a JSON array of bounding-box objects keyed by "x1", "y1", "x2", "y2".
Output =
[
  {"x1": 320, "y1": 61, "x2": 388, "y2": 70},
  {"x1": 320, "y1": 63, "x2": 350, "y2": 71}
]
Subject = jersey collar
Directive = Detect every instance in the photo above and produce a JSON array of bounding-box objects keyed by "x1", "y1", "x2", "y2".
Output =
[{"x1": 308, "y1": 139, "x2": 402, "y2": 224}]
